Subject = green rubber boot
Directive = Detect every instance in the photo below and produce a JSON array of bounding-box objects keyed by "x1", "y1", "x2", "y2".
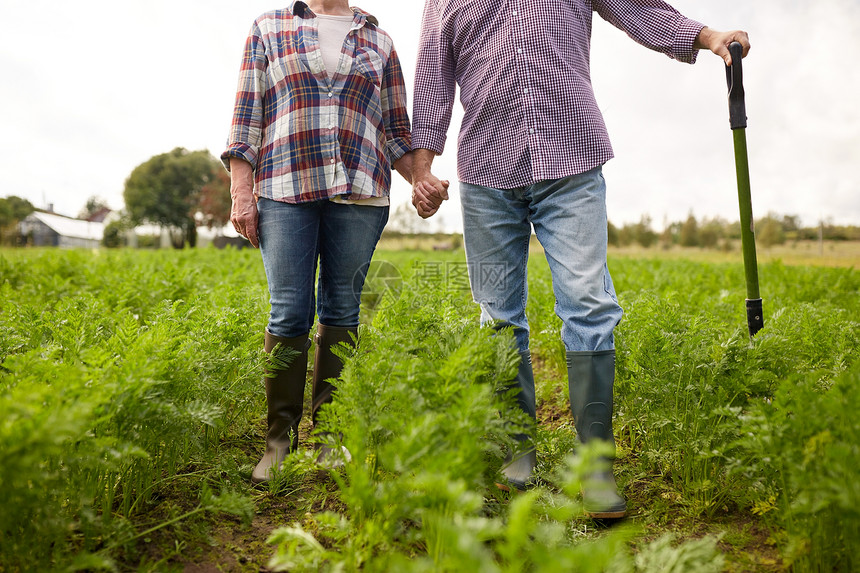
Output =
[
  {"x1": 500, "y1": 350, "x2": 537, "y2": 491},
  {"x1": 567, "y1": 349, "x2": 627, "y2": 519}
]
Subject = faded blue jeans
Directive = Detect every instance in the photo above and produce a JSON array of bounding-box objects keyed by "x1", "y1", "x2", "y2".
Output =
[
  {"x1": 459, "y1": 166, "x2": 623, "y2": 354},
  {"x1": 257, "y1": 197, "x2": 389, "y2": 338}
]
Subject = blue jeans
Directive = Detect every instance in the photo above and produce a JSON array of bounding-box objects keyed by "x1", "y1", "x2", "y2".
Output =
[
  {"x1": 258, "y1": 197, "x2": 389, "y2": 338},
  {"x1": 460, "y1": 166, "x2": 622, "y2": 353}
]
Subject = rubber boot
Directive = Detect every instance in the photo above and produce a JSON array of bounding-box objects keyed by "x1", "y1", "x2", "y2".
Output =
[
  {"x1": 251, "y1": 331, "x2": 310, "y2": 484},
  {"x1": 311, "y1": 324, "x2": 356, "y2": 467},
  {"x1": 567, "y1": 349, "x2": 627, "y2": 519},
  {"x1": 500, "y1": 350, "x2": 538, "y2": 491}
]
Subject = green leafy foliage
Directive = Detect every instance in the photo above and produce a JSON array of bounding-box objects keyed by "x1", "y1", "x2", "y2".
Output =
[
  {"x1": 730, "y1": 364, "x2": 860, "y2": 571},
  {"x1": 0, "y1": 195, "x2": 34, "y2": 246},
  {"x1": 1, "y1": 247, "x2": 857, "y2": 571},
  {"x1": 523, "y1": 253, "x2": 858, "y2": 570},
  {"x1": 0, "y1": 248, "x2": 266, "y2": 570}
]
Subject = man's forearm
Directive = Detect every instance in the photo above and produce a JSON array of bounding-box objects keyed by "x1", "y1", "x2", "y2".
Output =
[
  {"x1": 693, "y1": 26, "x2": 713, "y2": 50},
  {"x1": 411, "y1": 148, "x2": 437, "y2": 179}
]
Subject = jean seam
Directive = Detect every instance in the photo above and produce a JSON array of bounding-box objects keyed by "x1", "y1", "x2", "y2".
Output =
[{"x1": 519, "y1": 232, "x2": 529, "y2": 316}]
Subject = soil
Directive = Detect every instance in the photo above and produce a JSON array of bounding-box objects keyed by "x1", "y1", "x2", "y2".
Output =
[{"x1": 119, "y1": 397, "x2": 785, "y2": 572}]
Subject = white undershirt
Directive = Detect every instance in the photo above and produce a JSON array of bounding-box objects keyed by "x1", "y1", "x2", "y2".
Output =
[
  {"x1": 316, "y1": 14, "x2": 353, "y2": 79},
  {"x1": 317, "y1": 13, "x2": 390, "y2": 207}
]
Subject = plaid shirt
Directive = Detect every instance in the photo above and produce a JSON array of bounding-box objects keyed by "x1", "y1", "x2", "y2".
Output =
[
  {"x1": 222, "y1": 1, "x2": 411, "y2": 203},
  {"x1": 412, "y1": 0, "x2": 704, "y2": 189}
]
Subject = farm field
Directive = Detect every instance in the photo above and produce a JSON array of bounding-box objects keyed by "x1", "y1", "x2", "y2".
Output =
[
  {"x1": 1, "y1": 246, "x2": 858, "y2": 572},
  {"x1": 606, "y1": 240, "x2": 860, "y2": 269},
  {"x1": 378, "y1": 237, "x2": 860, "y2": 269}
]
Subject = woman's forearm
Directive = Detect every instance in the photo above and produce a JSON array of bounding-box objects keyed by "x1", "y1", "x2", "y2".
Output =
[
  {"x1": 229, "y1": 158, "x2": 255, "y2": 197},
  {"x1": 393, "y1": 152, "x2": 414, "y2": 184}
]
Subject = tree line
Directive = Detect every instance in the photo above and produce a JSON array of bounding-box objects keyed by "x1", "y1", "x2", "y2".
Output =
[
  {"x1": 1, "y1": 147, "x2": 859, "y2": 249},
  {"x1": 608, "y1": 213, "x2": 860, "y2": 250}
]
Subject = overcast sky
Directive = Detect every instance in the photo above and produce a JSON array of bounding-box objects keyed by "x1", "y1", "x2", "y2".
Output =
[{"x1": 1, "y1": 0, "x2": 857, "y2": 231}]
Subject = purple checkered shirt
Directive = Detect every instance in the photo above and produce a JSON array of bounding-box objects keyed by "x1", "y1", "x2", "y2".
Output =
[
  {"x1": 222, "y1": 1, "x2": 411, "y2": 203},
  {"x1": 412, "y1": 0, "x2": 704, "y2": 188}
]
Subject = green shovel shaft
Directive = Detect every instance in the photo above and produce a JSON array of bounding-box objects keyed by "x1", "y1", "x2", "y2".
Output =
[
  {"x1": 732, "y1": 128, "x2": 760, "y2": 301},
  {"x1": 726, "y1": 41, "x2": 764, "y2": 338}
]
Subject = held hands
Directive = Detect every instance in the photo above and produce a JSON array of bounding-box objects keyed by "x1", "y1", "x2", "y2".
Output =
[
  {"x1": 408, "y1": 149, "x2": 450, "y2": 219},
  {"x1": 412, "y1": 173, "x2": 450, "y2": 219},
  {"x1": 392, "y1": 150, "x2": 449, "y2": 219},
  {"x1": 695, "y1": 27, "x2": 751, "y2": 66}
]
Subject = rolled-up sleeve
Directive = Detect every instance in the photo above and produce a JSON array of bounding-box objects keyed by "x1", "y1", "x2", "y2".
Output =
[
  {"x1": 380, "y1": 46, "x2": 412, "y2": 165},
  {"x1": 221, "y1": 22, "x2": 268, "y2": 171},
  {"x1": 411, "y1": 0, "x2": 456, "y2": 154},
  {"x1": 594, "y1": 0, "x2": 705, "y2": 64}
]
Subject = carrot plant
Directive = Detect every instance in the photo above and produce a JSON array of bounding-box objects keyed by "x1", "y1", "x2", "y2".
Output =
[
  {"x1": 729, "y1": 363, "x2": 860, "y2": 572},
  {"x1": 517, "y1": 253, "x2": 858, "y2": 567},
  {"x1": 2, "y1": 247, "x2": 857, "y2": 571},
  {"x1": 1, "y1": 248, "x2": 266, "y2": 570},
  {"x1": 537, "y1": 255, "x2": 857, "y2": 567},
  {"x1": 267, "y1": 256, "x2": 727, "y2": 572}
]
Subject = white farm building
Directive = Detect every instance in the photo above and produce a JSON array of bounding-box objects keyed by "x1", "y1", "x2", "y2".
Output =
[{"x1": 18, "y1": 211, "x2": 105, "y2": 248}]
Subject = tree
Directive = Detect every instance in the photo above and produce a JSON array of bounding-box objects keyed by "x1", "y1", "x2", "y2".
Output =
[
  {"x1": 123, "y1": 148, "x2": 222, "y2": 248},
  {"x1": 102, "y1": 211, "x2": 134, "y2": 248},
  {"x1": 756, "y1": 213, "x2": 786, "y2": 248},
  {"x1": 0, "y1": 195, "x2": 34, "y2": 246},
  {"x1": 660, "y1": 220, "x2": 681, "y2": 248},
  {"x1": 102, "y1": 220, "x2": 124, "y2": 248},
  {"x1": 699, "y1": 216, "x2": 726, "y2": 249},
  {"x1": 633, "y1": 214, "x2": 657, "y2": 248},
  {"x1": 78, "y1": 196, "x2": 110, "y2": 221},
  {"x1": 607, "y1": 220, "x2": 620, "y2": 247},
  {"x1": 679, "y1": 212, "x2": 700, "y2": 247},
  {"x1": 616, "y1": 215, "x2": 656, "y2": 248},
  {"x1": 197, "y1": 168, "x2": 232, "y2": 231},
  {"x1": 782, "y1": 214, "x2": 801, "y2": 235}
]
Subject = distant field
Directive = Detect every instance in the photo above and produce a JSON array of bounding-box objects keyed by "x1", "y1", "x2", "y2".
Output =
[
  {"x1": 607, "y1": 239, "x2": 860, "y2": 268},
  {"x1": 377, "y1": 234, "x2": 860, "y2": 268}
]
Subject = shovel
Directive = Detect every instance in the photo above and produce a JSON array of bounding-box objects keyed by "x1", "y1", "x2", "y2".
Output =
[{"x1": 725, "y1": 41, "x2": 764, "y2": 338}]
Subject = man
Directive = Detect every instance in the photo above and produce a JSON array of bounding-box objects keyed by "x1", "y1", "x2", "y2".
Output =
[{"x1": 410, "y1": 0, "x2": 750, "y2": 518}]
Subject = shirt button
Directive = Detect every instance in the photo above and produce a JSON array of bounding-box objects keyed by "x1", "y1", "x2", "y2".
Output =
[
  {"x1": 523, "y1": 88, "x2": 529, "y2": 94},
  {"x1": 529, "y1": 128, "x2": 535, "y2": 134},
  {"x1": 512, "y1": 10, "x2": 518, "y2": 16},
  {"x1": 328, "y1": 92, "x2": 333, "y2": 98},
  {"x1": 517, "y1": 48, "x2": 523, "y2": 54},
  {"x1": 330, "y1": 158, "x2": 336, "y2": 164}
]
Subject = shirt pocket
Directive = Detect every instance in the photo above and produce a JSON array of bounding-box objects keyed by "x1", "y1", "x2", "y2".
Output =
[{"x1": 353, "y1": 47, "x2": 384, "y2": 86}]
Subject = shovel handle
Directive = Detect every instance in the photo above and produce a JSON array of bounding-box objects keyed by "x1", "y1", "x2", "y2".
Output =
[{"x1": 725, "y1": 42, "x2": 747, "y2": 130}]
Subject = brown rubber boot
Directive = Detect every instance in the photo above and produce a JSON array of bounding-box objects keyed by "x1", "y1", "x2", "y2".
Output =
[
  {"x1": 251, "y1": 331, "x2": 309, "y2": 484},
  {"x1": 311, "y1": 324, "x2": 356, "y2": 467}
]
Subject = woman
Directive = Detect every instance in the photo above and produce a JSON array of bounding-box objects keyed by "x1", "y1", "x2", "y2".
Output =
[{"x1": 222, "y1": 0, "x2": 442, "y2": 483}]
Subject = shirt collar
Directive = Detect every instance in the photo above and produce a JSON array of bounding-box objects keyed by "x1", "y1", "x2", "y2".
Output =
[{"x1": 290, "y1": 1, "x2": 379, "y2": 27}]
